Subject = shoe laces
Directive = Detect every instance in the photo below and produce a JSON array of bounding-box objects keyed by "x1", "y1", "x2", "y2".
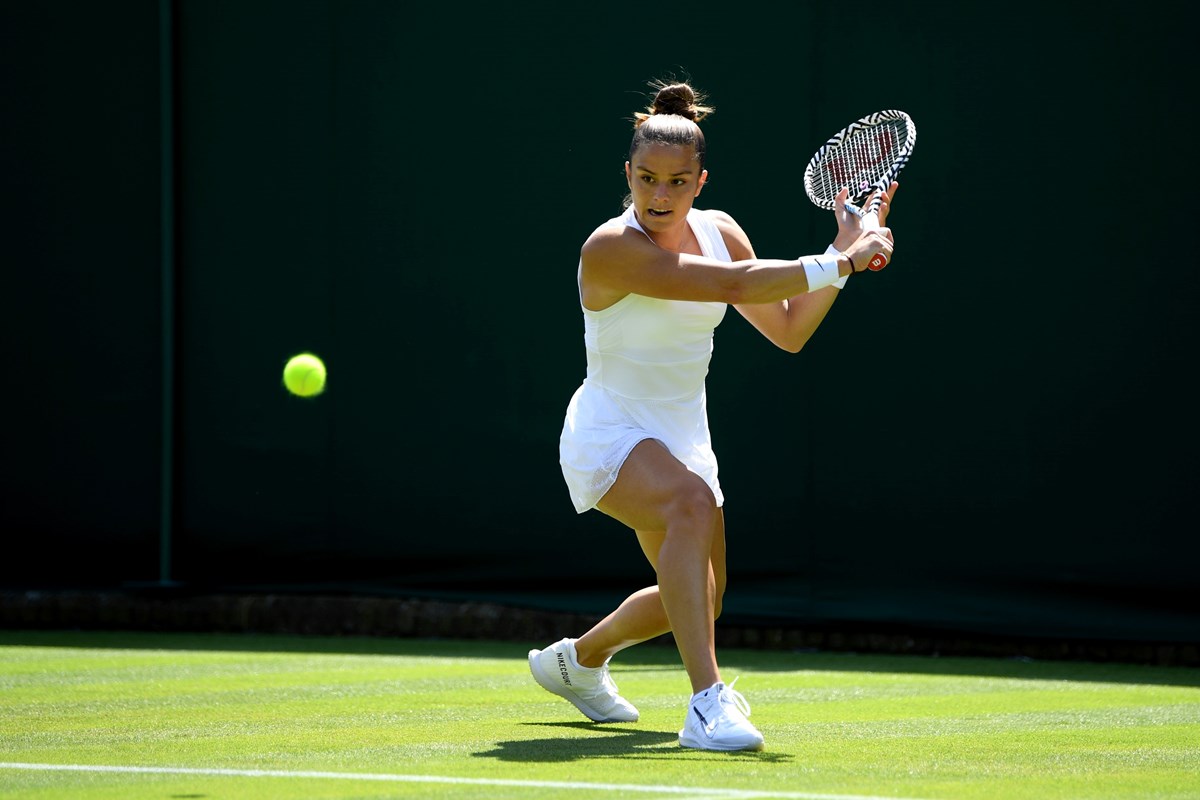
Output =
[
  {"x1": 597, "y1": 662, "x2": 620, "y2": 695},
  {"x1": 718, "y1": 676, "x2": 752, "y2": 719}
]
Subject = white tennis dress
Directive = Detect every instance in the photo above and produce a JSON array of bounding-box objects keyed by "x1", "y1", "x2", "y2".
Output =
[{"x1": 559, "y1": 205, "x2": 730, "y2": 514}]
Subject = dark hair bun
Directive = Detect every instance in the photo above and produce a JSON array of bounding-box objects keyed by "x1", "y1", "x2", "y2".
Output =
[
  {"x1": 635, "y1": 79, "x2": 713, "y2": 124},
  {"x1": 653, "y1": 83, "x2": 699, "y2": 119}
]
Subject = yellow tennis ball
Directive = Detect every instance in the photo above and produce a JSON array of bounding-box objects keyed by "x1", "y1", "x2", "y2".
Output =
[{"x1": 283, "y1": 353, "x2": 326, "y2": 397}]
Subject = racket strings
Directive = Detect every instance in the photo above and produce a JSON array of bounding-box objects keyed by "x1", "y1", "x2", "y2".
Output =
[{"x1": 813, "y1": 120, "x2": 906, "y2": 206}]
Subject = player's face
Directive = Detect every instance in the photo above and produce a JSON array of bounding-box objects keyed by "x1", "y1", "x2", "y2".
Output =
[{"x1": 625, "y1": 142, "x2": 707, "y2": 232}]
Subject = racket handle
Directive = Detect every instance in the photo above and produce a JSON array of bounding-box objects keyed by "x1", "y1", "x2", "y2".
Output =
[{"x1": 844, "y1": 202, "x2": 888, "y2": 271}]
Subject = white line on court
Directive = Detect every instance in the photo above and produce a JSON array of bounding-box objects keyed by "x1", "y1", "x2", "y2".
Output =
[{"x1": 0, "y1": 762, "x2": 931, "y2": 800}]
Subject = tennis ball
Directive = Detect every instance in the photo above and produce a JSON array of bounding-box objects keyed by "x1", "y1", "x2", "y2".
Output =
[{"x1": 282, "y1": 353, "x2": 326, "y2": 397}]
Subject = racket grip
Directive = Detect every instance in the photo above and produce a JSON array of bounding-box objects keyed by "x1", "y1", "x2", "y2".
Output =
[
  {"x1": 859, "y1": 207, "x2": 887, "y2": 271},
  {"x1": 842, "y1": 201, "x2": 889, "y2": 270}
]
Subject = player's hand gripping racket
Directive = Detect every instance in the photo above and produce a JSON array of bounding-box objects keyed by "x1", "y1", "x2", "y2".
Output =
[{"x1": 803, "y1": 109, "x2": 916, "y2": 270}]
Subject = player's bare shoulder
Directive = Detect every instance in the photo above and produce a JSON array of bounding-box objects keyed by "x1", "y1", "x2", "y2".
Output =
[
  {"x1": 578, "y1": 216, "x2": 658, "y2": 309},
  {"x1": 700, "y1": 208, "x2": 755, "y2": 260},
  {"x1": 581, "y1": 216, "x2": 626, "y2": 252},
  {"x1": 581, "y1": 215, "x2": 655, "y2": 269}
]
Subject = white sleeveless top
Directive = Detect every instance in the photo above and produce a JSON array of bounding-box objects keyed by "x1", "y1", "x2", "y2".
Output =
[
  {"x1": 582, "y1": 205, "x2": 729, "y2": 401},
  {"x1": 558, "y1": 206, "x2": 731, "y2": 514}
]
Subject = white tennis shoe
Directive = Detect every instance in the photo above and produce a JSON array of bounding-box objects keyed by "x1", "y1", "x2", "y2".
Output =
[
  {"x1": 527, "y1": 637, "x2": 639, "y2": 723},
  {"x1": 678, "y1": 677, "x2": 765, "y2": 751}
]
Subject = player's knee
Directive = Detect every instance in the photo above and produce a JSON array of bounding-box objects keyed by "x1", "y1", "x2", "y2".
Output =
[{"x1": 665, "y1": 478, "x2": 718, "y2": 530}]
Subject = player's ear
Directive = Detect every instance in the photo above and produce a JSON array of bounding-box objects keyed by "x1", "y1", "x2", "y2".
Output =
[
  {"x1": 696, "y1": 169, "x2": 708, "y2": 196},
  {"x1": 624, "y1": 161, "x2": 632, "y2": 186}
]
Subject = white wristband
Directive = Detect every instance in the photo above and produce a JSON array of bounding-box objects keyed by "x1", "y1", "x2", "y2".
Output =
[
  {"x1": 802, "y1": 253, "x2": 842, "y2": 292},
  {"x1": 826, "y1": 244, "x2": 849, "y2": 289}
]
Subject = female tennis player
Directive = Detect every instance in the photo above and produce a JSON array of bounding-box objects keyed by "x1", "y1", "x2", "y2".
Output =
[{"x1": 529, "y1": 79, "x2": 896, "y2": 752}]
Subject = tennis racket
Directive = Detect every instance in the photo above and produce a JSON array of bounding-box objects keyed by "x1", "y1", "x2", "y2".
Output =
[{"x1": 803, "y1": 109, "x2": 916, "y2": 270}]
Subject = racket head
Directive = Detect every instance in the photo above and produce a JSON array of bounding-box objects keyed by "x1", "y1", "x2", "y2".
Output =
[{"x1": 803, "y1": 109, "x2": 916, "y2": 213}]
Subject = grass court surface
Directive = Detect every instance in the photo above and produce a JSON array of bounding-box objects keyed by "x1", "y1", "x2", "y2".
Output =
[{"x1": 2, "y1": 630, "x2": 1197, "y2": 799}]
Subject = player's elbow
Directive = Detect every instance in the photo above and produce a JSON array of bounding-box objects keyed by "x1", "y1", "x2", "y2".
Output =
[{"x1": 775, "y1": 331, "x2": 813, "y2": 354}]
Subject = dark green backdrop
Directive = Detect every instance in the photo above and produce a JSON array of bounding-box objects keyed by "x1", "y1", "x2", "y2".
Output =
[{"x1": 2, "y1": 2, "x2": 1196, "y2": 644}]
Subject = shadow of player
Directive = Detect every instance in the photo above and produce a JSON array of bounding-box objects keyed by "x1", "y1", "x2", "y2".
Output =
[{"x1": 473, "y1": 721, "x2": 793, "y2": 763}]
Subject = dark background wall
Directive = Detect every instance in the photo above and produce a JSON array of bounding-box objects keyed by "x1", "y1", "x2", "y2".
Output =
[
  {"x1": 1, "y1": 2, "x2": 163, "y2": 578},
  {"x1": 2, "y1": 2, "x2": 1196, "y2": 644}
]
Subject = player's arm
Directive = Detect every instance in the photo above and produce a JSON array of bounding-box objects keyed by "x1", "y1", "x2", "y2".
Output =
[
  {"x1": 579, "y1": 221, "x2": 884, "y2": 311},
  {"x1": 717, "y1": 210, "x2": 841, "y2": 354},
  {"x1": 727, "y1": 184, "x2": 898, "y2": 353}
]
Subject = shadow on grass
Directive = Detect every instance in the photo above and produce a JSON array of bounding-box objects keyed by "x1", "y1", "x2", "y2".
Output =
[
  {"x1": 472, "y1": 721, "x2": 793, "y2": 763},
  {"x1": 2, "y1": 629, "x2": 1197, "y2": 688}
]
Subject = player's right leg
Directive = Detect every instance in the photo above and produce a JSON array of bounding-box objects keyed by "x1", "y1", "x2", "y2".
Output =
[
  {"x1": 594, "y1": 439, "x2": 722, "y2": 690},
  {"x1": 594, "y1": 440, "x2": 763, "y2": 751}
]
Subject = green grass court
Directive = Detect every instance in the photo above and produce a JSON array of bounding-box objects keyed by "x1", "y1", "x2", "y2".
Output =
[{"x1": 2, "y1": 630, "x2": 1197, "y2": 799}]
